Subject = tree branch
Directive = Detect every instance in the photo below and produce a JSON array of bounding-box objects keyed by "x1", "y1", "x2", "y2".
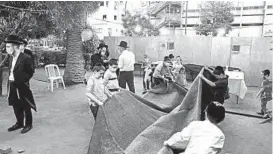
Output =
[
  {"x1": 0, "y1": 4, "x2": 47, "y2": 13},
  {"x1": 11, "y1": 12, "x2": 27, "y2": 35},
  {"x1": 0, "y1": 11, "x2": 27, "y2": 50}
]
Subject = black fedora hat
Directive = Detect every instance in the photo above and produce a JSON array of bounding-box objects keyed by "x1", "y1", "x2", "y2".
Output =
[
  {"x1": 97, "y1": 43, "x2": 108, "y2": 50},
  {"x1": 4, "y1": 35, "x2": 23, "y2": 45},
  {"x1": 20, "y1": 38, "x2": 28, "y2": 45},
  {"x1": 117, "y1": 41, "x2": 129, "y2": 48}
]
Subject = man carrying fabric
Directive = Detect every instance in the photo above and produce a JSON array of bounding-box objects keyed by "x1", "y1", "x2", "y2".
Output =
[{"x1": 117, "y1": 41, "x2": 136, "y2": 93}]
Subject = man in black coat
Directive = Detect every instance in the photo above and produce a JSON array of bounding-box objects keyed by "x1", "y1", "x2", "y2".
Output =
[
  {"x1": 4, "y1": 35, "x2": 36, "y2": 134},
  {"x1": 20, "y1": 39, "x2": 35, "y2": 73}
]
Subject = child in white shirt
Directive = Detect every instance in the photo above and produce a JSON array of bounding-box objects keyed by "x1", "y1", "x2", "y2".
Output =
[
  {"x1": 86, "y1": 64, "x2": 112, "y2": 120},
  {"x1": 104, "y1": 59, "x2": 120, "y2": 94},
  {"x1": 163, "y1": 101, "x2": 226, "y2": 154}
]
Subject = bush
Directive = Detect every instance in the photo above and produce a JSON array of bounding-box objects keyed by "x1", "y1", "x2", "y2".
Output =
[{"x1": 34, "y1": 49, "x2": 66, "y2": 67}]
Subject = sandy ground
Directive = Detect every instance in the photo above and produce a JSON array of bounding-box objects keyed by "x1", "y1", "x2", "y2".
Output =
[{"x1": 0, "y1": 68, "x2": 272, "y2": 154}]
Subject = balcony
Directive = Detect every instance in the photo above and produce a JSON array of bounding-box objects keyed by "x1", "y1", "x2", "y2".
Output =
[{"x1": 233, "y1": 16, "x2": 264, "y2": 24}]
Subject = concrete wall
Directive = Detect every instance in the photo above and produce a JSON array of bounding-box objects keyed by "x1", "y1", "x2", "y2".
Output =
[{"x1": 104, "y1": 36, "x2": 272, "y2": 86}]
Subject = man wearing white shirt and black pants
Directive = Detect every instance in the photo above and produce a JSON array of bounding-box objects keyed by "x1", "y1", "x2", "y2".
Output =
[{"x1": 117, "y1": 41, "x2": 135, "y2": 93}]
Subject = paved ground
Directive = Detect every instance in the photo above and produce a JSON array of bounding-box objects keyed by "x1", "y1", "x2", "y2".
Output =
[{"x1": 0, "y1": 68, "x2": 272, "y2": 154}]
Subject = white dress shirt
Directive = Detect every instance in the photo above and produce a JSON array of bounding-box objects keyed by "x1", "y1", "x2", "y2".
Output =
[
  {"x1": 9, "y1": 54, "x2": 20, "y2": 81},
  {"x1": 118, "y1": 50, "x2": 135, "y2": 71},
  {"x1": 165, "y1": 120, "x2": 225, "y2": 154}
]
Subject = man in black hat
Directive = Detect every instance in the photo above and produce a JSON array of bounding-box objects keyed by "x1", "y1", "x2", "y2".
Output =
[
  {"x1": 4, "y1": 35, "x2": 36, "y2": 134},
  {"x1": 117, "y1": 41, "x2": 135, "y2": 93},
  {"x1": 90, "y1": 43, "x2": 107, "y2": 69}
]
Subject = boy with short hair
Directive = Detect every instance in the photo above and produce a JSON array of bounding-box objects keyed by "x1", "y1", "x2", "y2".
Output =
[
  {"x1": 162, "y1": 101, "x2": 225, "y2": 154},
  {"x1": 153, "y1": 56, "x2": 174, "y2": 86},
  {"x1": 86, "y1": 63, "x2": 112, "y2": 120},
  {"x1": 142, "y1": 54, "x2": 151, "y2": 94},
  {"x1": 200, "y1": 66, "x2": 229, "y2": 104},
  {"x1": 104, "y1": 59, "x2": 120, "y2": 94},
  {"x1": 257, "y1": 69, "x2": 272, "y2": 115},
  {"x1": 169, "y1": 54, "x2": 175, "y2": 63}
]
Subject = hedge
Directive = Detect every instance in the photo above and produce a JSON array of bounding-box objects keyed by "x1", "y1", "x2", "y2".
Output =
[
  {"x1": 1, "y1": 49, "x2": 69, "y2": 68},
  {"x1": 35, "y1": 50, "x2": 66, "y2": 67}
]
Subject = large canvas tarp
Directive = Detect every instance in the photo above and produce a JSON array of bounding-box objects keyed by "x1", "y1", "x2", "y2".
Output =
[
  {"x1": 88, "y1": 68, "x2": 214, "y2": 154},
  {"x1": 125, "y1": 69, "x2": 208, "y2": 154}
]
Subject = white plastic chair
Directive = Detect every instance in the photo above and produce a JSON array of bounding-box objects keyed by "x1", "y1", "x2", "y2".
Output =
[{"x1": 45, "y1": 64, "x2": 66, "y2": 92}]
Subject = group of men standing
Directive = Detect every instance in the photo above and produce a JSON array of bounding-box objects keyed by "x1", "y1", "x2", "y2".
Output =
[{"x1": 1, "y1": 35, "x2": 36, "y2": 134}]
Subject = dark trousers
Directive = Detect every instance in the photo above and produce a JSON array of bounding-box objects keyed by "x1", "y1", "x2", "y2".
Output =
[
  {"x1": 9, "y1": 82, "x2": 32, "y2": 126},
  {"x1": 90, "y1": 105, "x2": 99, "y2": 120},
  {"x1": 118, "y1": 71, "x2": 135, "y2": 93},
  {"x1": 13, "y1": 103, "x2": 32, "y2": 126}
]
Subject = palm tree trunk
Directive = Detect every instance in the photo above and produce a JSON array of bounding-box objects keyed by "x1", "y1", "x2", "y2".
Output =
[{"x1": 63, "y1": 19, "x2": 85, "y2": 85}]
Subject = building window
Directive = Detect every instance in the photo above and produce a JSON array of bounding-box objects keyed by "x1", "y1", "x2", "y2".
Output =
[
  {"x1": 106, "y1": 1, "x2": 109, "y2": 7},
  {"x1": 268, "y1": 5, "x2": 273, "y2": 9},
  {"x1": 170, "y1": 8, "x2": 174, "y2": 13},
  {"x1": 232, "y1": 45, "x2": 240, "y2": 54},
  {"x1": 114, "y1": 15, "x2": 117, "y2": 20},
  {"x1": 165, "y1": 7, "x2": 175, "y2": 13},
  {"x1": 167, "y1": 42, "x2": 175, "y2": 50},
  {"x1": 243, "y1": 7, "x2": 248, "y2": 10},
  {"x1": 176, "y1": 8, "x2": 180, "y2": 13},
  {"x1": 103, "y1": 15, "x2": 107, "y2": 20},
  {"x1": 97, "y1": 28, "x2": 103, "y2": 33},
  {"x1": 99, "y1": 2, "x2": 104, "y2": 6}
]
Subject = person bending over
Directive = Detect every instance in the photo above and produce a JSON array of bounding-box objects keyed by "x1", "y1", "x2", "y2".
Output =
[
  {"x1": 152, "y1": 56, "x2": 174, "y2": 86},
  {"x1": 199, "y1": 66, "x2": 228, "y2": 104},
  {"x1": 162, "y1": 101, "x2": 225, "y2": 154}
]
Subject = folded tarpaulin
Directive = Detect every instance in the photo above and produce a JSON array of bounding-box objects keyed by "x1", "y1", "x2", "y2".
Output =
[
  {"x1": 184, "y1": 64, "x2": 203, "y2": 82},
  {"x1": 88, "y1": 68, "x2": 214, "y2": 154},
  {"x1": 125, "y1": 69, "x2": 213, "y2": 154},
  {"x1": 141, "y1": 82, "x2": 188, "y2": 113}
]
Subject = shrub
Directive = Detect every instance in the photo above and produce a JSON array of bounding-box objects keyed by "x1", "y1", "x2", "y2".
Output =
[{"x1": 34, "y1": 49, "x2": 66, "y2": 67}]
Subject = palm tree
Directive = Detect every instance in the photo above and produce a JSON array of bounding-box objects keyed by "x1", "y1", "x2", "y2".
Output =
[
  {"x1": 63, "y1": 18, "x2": 86, "y2": 84},
  {"x1": 45, "y1": 2, "x2": 99, "y2": 85}
]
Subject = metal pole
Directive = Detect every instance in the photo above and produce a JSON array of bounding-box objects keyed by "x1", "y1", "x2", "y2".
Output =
[
  {"x1": 239, "y1": 2, "x2": 243, "y2": 36},
  {"x1": 169, "y1": 3, "x2": 171, "y2": 34},
  {"x1": 262, "y1": 1, "x2": 267, "y2": 36},
  {"x1": 125, "y1": 1, "x2": 127, "y2": 15},
  {"x1": 185, "y1": 1, "x2": 188, "y2": 35},
  {"x1": 180, "y1": 1, "x2": 183, "y2": 29},
  {"x1": 226, "y1": 110, "x2": 265, "y2": 119}
]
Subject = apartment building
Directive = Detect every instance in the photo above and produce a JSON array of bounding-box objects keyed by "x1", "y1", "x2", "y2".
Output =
[
  {"x1": 87, "y1": 1, "x2": 126, "y2": 40},
  {"x1": 149, "y1": 1, "x2": 273, "y2": 37}
]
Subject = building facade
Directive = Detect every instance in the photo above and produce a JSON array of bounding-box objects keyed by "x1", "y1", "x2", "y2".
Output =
[
  {"x1": 149, "y1": 1, "x2": 273, "y2": 37},
  {"x1": 87, "y1": 1, "x2": 126, "y2": 40}
]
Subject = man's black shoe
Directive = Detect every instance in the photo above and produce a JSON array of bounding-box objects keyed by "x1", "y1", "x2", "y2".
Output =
[
  {"x1": 21, "y1": 126, "x2": 33, "y2": 134},
  {"x1": 8, "y1": 123, "x2": 24, "y2": 132}
]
